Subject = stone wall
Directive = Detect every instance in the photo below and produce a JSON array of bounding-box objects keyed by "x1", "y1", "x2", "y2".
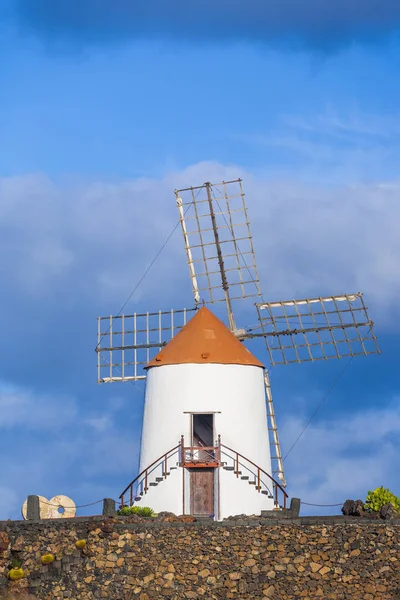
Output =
[{"x1": 0, "y1": 515, "x2": 399, "y2": 599}]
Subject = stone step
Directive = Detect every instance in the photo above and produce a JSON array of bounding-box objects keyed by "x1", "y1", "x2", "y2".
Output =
[
  {"x1": 194, "y1": 516, "x2": 214, "y2": 523},
  {"x1": 149, "y1": 482, "x2": 158, "y2": 487},
  {"x1": 223, "y1": 467, "x2": 242, "y2": 475},
  {"x1": 241, "y1": 476, "x2": 249, "y2": 480},
  {"x1": 155, "y1": 477, "x2": 164, "y2": 482}
]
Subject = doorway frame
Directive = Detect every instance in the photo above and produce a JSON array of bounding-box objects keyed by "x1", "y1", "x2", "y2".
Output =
[{"x1": 190, "y1": 412, "x2": 215, "y2": 447}]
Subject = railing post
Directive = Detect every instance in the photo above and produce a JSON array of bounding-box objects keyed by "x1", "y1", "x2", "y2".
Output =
[
  {"x1": 257, "y1": 468, "x2": 260, "y2": 492},
  {"x1": 145, "y1": 470, "x2": 148, "y2": 493},
  {"x1": 235, "y1": 453, "x2": 239, "y2": 477},
  {"x1": 217, "y1": 435, "x2": 221, "y2": 464},
  {"x1": 180, "y1": 435, "x2": 185, "y2": 467},
  {"x1": 130, "y1": 485, "x2": 133, "y2": 507},
  {"x1": 274, "y1": 484, "x2": 278, "y2": 508},
  {"x1": 120, "y1": 495, "x2": 125, "y2": 508},
  {"x1": 164, "y1": 453, "x2": 168, "y2": 479}
]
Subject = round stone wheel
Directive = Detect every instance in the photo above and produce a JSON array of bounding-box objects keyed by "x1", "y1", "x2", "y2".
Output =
[{"x1": 48, "y1": 495, "x2": 76, "y2": 519}]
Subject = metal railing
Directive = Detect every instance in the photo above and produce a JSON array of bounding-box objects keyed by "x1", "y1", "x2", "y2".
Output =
[
  {"x1": 220, "y1": 441, "x2": 288, "y2": 509},
  {"x1": 181, "y1": 435, "x2": 221, "y2": 466},
  {"x1": 119, "y1": 436, "x2": 289, "y2": 510},
  {"x1": 119, "y1": 443, "x2": 180, "y2": 508}
]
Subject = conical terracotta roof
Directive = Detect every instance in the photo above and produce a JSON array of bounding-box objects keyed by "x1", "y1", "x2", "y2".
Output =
[{"x1": 145, "y1": 307, "x2": 263, "y2": 369}]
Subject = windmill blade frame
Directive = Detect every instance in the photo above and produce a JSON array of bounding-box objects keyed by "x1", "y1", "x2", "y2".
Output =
[
  {"x1": 252, "y1": 292, "x2": 379, "y2": 366},
  {"x1": 175, "y1": 178, "x2": 261, "y2": 332},
  {"x1": 96, "y1": 307, "x2": 196, "y2": 383}
]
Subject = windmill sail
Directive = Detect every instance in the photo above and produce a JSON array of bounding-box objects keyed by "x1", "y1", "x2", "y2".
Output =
[
  {"x1": 96, "y1": 308, "x2": 196, "y2": 382},
  {"x1": 253, "y1": 292, "x2": 379, "y2": 366},
  {"x1": 175, "y1": 179, "x2": 261, "y2": 331}
]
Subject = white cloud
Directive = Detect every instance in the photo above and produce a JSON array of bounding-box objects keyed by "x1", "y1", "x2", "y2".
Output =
[
  {"x1": 236, "y1": 108, "x2": 400, "y2": 184},
  {"x1": 247, "y1": 177, "x2": 400, "y2": 317},
  {"x1": 85, "y1": 414, "x2": 112, "y2": 431},
  {"x1": 282, "y1": 109, "x2": 400, "y2": 140},
  {"x1": 0, "y1": 382, "x2": 77, "y2": 430},
  {"x1": 281, "y1": 401, "x2": 400, "y2": 514},
  {"x1": 0, "y1": 164, "x2": 399, "y2": 328},
  {"x1": 0, "y1": 380, "x2": 139, "y2": 519}
]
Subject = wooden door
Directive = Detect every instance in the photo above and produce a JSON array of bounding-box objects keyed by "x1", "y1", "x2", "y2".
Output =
[{"x1": 190, "y1": 468, "x2": 214, "y2": 516}]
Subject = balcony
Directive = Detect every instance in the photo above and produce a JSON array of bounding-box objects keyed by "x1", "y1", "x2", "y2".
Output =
[{"x1": 181, "y1": 436, "x2": 221, "y2": 468}]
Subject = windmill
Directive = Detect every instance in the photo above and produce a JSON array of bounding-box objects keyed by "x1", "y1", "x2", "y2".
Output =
[{"x1": 96, "y1": 178, "x2": 379, "y2": 513}]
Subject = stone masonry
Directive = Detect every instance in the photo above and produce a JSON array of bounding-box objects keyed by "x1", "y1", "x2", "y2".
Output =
[{"x1": 0, "y1": 515, "x2": 399, "y2": 599}]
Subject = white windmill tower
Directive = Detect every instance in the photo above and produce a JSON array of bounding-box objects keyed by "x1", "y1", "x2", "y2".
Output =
[{"x1": 96, "y1": 178, "x2": 379, "y2": 520}]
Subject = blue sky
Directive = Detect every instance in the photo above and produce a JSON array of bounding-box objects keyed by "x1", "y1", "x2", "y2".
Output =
[{"x1": 0, "y1": 1, "x2": 400, "y2": 519}]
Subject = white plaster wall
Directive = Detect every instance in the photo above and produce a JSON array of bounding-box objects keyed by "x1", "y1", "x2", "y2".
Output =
[
  {"x1": 218, "y1": 467, "x2": 275, "y2": 519},
  {"x1": 137, "y1": 465, "x2": 183, "y2": 515},
  {"x1": 139, "y1": 363, "x2": 274, "y2": 518}
]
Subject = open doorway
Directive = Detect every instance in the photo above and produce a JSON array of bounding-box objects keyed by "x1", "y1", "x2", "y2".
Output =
[{"x1": 192, "y1": 413, "x2": 214, "y2": 447}]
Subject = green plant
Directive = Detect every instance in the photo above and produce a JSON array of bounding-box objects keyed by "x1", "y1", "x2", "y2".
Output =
[
  {"x1": 117, "y1": 505, "x2": 155, "y2": 518},
  {"x1": 364, "y1": 486, "x2": 400, "y2": 513},
  {"x1": 8, "y1": 557, "x2": 22, "y2": 570}
]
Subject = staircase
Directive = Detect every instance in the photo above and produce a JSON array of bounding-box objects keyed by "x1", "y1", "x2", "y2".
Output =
[
  {"x1": 220, "y1": 465, "x2": 273, "y2": 497},
  {"x1": 119, "y1": 443, "x2": 181, "y2": 506},
  {"x1": 219, "y1": 443, "x2": 283, "y2": 505},
  {"x1": 119, "y1": 437, "x2": 288, "y2": 510}
]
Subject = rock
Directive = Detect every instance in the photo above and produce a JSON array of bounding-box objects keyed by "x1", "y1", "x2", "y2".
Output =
[
  {"x1": 341, "y1": 499, "x2": 366, "y2": 516},
  {"x1": 263, "y1": 585, "x2": 275, "y2": 597},
  {"x1": 124, "y1": 514, "x2": 144, "y2": 523},
  {"x1": 380, "y1": 503, "x2": 400, "y2": 520},
  {"x1": 353, "y1": 500, "x2": 366, "y2": 516},
  {"x1": 11, "y1": 536, "x2": 25, "y2": 551},
  {"x1": 100, "y1": 519, "x2": 115, "y2": 534},
  {"x1": 342, "y1": 499, "x2": 355, "y2": 515},
  {"x1": 198, "y1": 569, "x2": 210, "y2": 578},
  {"x1": 0, "y1": 531, "x2": 9, "y2": 552},
  {"x1": 244, "y1": 559, "x2": 256, "y2": 567},
  {"x1": 342, "y1": 500, "x2": 370, "y2": 517}
]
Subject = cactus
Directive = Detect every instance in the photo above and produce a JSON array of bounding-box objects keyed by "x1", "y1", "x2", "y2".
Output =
[{"x1": 364, "y1": 486, "x2": 400, "y2": 513}]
